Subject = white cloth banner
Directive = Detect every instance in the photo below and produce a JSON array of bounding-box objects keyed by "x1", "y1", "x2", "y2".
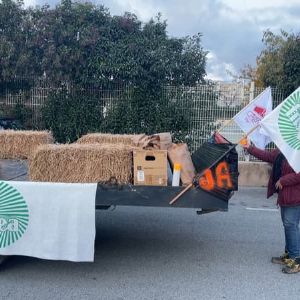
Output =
[
  {"x1": 233, "y1": 87, "x2": 272, "y2": 149},
  {"x1": 260, "y1": 87, "x2": 300, "y2": 173},
  {"x1": 0, "y1": 181, "x2": 96, "y2": 262}
]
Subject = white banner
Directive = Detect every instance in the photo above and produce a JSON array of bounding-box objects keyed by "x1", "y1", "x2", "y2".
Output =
[
  {"x1": 260, "y1": 87, "x2": 300, "y2": 173},
  {"x1": 0, "y1": 181, "x2": 96, "y2": 262},
  {"x1": 233, "y1": 87, "x2": 272, "y2": 149}
]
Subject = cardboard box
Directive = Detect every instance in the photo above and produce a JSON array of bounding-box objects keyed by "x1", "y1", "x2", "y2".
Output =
[{"x1": 133, "y1": 150, "x2": 168, "y2": 186}]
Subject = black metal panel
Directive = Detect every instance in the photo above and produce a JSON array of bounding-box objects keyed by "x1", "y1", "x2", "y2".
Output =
[
  {"x1": 95, "y1": 184, "x2": 230, "y2": 210},
  {"x1": 192, "y1": 143, "x2": 235, "y2": 172},
  {"x1": 192, "y1": 134, "x2": 239, "y2": 196}
]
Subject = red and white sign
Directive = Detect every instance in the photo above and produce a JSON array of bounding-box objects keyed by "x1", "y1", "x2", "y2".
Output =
[{"x1": 233, "y1": 87, "x2": 272, "y2": 149}]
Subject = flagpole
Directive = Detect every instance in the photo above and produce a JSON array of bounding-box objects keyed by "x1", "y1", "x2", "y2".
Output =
[
  {"x1": 216, "y1": 118, "x2": 235, "y2": 134},
  {"x1": 237, "y1": 124, "x2": 260, "y2": 145},
  {"x1": 216, "y1": 112, "x2": 259, "y2": 137},
  {"x1": 169, "y1": 123, "x2": 261, "y2": 206}
]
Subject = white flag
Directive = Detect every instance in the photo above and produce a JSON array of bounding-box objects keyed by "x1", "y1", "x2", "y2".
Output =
[
  {"x1": 233, "y1": 87, "x2": 272, "y2": 149},
  {"x1": 0, "y1": 181, "x2": 96, "y2": 262},
  {"x1": 260, "y1": 87, "x2": 300, "y2": 173}
]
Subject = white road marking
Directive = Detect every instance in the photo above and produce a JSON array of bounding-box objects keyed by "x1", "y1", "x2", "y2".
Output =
[{"x1": 245, "y1": 207, "x2": 279, "y2": 212}]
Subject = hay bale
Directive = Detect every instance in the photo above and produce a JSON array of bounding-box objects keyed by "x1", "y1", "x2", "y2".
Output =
[
  {"x1": 29, "y1": 143, "x2": 136, "y2": 184},
  {"x1": 0, "y1": 130, "x2": 54, "y2": 159},
  {"x1": 77, "y1": 133, "x2": 142, "y2": 145},
  {"x1": 78, "y1": 132, "x2": 173, "y2": 150}
]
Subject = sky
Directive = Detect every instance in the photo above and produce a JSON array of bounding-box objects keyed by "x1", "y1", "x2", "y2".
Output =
[{"x1": 23, "y1": 0, "x2": 300, "y2": 81}]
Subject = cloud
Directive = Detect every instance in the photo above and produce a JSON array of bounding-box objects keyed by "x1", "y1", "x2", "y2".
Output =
[
  {"x1": 224, "y1": 0, "x2": 300, "y2": 11},
  {"x1": 24, "y1": 0, "x2": 38, "y2": 7},
  {"x1": 111, "y1": 0, "x2": 157, "y2": 19},
  {"x1": 206, "y1": 52, "x2": 237, "y2": 81}
]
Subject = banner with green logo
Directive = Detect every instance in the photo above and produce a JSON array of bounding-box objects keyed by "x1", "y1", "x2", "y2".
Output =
[
  {"x1": 0, "y1": 181, "x2": 29, "y2": 248},
  {"x1": 0, "y1": 181, "x2": 96, "y2": 262},
  {"x1": 260, "y1": 87, "x2": 300, "y2": 172}
]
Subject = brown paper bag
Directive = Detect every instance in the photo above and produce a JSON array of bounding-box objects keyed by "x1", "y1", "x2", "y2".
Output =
[
  {"x1": 131, "y1": 132, "x2": 172, "y2": 150},
  {"x1": 131, "y1": 134, "x2": 160, "y2": 149},
  {"x1": 167, "y1": 143, "x2": 196, "y2": 185},
  {"x1": 154, "y1": 132, "x2": 172, "y2": 150}
]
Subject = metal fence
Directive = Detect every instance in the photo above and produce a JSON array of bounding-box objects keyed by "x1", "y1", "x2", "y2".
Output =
[{"x1": 0, "y1": 78, "x2": 286, "y2": 159}]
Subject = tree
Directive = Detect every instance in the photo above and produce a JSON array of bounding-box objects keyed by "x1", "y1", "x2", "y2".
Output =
[
  {"x1": 95, "y1": 15, "x2": 207, "y2": 140},
  {"x1": 0, "y1": 0, "x2": 26, "y2": 78},
  {"x1": 244, "y1": 30, "x2": 300, "y2": 96},
  {"x1": 42, "y1": 86, "x2": 104, "y2": 142},
  {"x1": 1, "y1": 1, "x2": 207, "y2": 85},
  {"x1": 280, "y1": 33, "x2": 300, "y2": 95},
  {"x1": 0, "y1": 1, "x2": 209, "y2": 142}
]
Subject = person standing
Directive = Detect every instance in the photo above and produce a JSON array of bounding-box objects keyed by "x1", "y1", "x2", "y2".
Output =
[{"x1": 242, "y1": 142, "x2": 300, "y2": 274}]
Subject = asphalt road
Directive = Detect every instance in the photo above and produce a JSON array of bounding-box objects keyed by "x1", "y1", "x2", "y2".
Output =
[{"x1": 1, "y1": 186, "x2": 300, "y2": 300}]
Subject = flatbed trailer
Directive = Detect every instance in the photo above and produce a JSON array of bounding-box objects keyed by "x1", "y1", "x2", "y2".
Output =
[
  {"x1": 95, "y1": 184, "x2": 229, "y2": 212},
  {"x1": 0, "y1": 135, "x2": 239, "y2": 265},
  {"x1": 0, "y1": 138, "x2": 238, "y2": 213},
  {"x1": 0, "y1": 160, "x2": 233, "y2": 213}
]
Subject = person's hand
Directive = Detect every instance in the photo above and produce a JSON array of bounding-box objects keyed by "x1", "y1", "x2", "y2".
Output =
[
  {"x1": 240, "y1": 137, "x2": 250, "y2": 150},
  {"x1": 275, "y1": 180, "x2": 283, "y2": 190}
]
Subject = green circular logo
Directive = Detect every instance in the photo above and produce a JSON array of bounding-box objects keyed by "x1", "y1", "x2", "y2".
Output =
[
  {"x1": 0, "y1": 181, "x2": 29, "y2": 248},
  {"x1": 278, "y1": 91, "x2": 300, "y2": 150}
]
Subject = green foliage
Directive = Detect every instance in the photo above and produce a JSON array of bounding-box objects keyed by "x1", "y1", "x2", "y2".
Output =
[
  {"x1": 281, "y1": 35, "x2": 300, "y2": 96},
  {"x1": 101, "y1": 86, "x2": 190, "y2": 143},
  {"x1": 256, "y1": 30, "x2": 300, "y2": 96},
  {"x1": 0, "y1": 0, "x2": 26, "y2": 78},
  {"x1": 0, "y1": 79, "x2": 32, "y2": 96},
  {"x1": 0, "y1": 104, "x2": 13, "y2": 119},
  {"x1": 0, "y1": 107, "x2": 3, "y2": 118},
  {"x1": 13, "y1": 102, "x2": 32, "y2": 128},
  {"x1": 0, "y1": 0, "x2": 208, "y2": 142},
  {"x1": 42, "y1": 86, "x2": 104, "y2": 143},
  {"x1": 0, "y1": 102, "x2": 24, "y2": 129},
  {"x1": 0, "y1": 1, "x2": 207, "y2": 85}
]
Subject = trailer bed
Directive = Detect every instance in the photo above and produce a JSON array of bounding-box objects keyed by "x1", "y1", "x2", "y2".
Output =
[{"x1": 0, "y1": 158, "x2": 233, "y2": 212}]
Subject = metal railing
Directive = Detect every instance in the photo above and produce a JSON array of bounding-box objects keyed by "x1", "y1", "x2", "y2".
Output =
[{"x1": 0, "y1": 78, "x2": 286, "y2": 159}]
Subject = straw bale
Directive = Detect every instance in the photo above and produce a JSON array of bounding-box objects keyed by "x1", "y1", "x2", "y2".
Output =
[
  {"x1": 29, "y1": 143, "x2": 136, "y2": 184},
  {"x1": 78, "y1": 132, "x2": 173, "y2": 150},
  {"x1": 77, "y1": 133, "x2": 143, "y2": 146},
  {"x1": 0, "y1": 130, "x2": 54, "y2": 159}
]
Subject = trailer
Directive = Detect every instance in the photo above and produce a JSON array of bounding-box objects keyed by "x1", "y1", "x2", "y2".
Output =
[
  {"x1": 94, "y1": 140, "x2": 238, "y2": 212},
  {"x1": 0, "y1": 134, "x2": 239, "y2": 265}
]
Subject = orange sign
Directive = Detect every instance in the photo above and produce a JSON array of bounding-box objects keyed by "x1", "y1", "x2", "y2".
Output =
[{"x1": 198, "y1": 161, "x2": 233, "y2": 191}]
